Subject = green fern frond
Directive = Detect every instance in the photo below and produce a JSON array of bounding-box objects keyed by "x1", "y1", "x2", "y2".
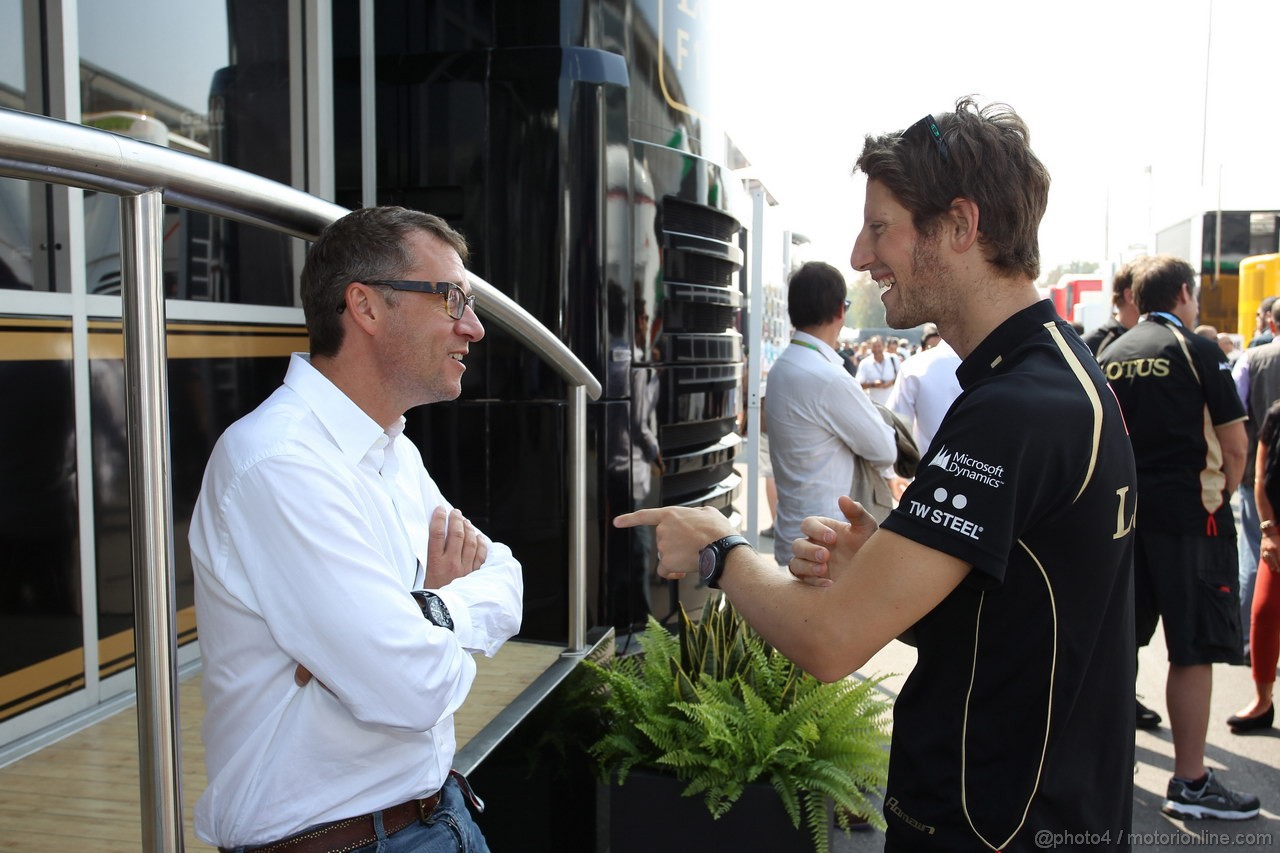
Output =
[{"x1": 586, "y1": 598, "x2": 892, "y2": 853}]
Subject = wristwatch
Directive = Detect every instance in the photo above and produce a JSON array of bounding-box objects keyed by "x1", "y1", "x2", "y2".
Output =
[
  {"x1": 698, "y1": 534, "x2": 751, "y2": 589},
  {"x1": 411, "y1": 590, "x2": 455, "y2": 631}
]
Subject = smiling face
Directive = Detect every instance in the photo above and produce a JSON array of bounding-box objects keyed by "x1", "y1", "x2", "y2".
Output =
[
  {"x1": 851, "y1": 179, "x2": 955, "y2": 330},
  {"x1": 379, "y1": 228, "x2": 484, "y2": 408}
]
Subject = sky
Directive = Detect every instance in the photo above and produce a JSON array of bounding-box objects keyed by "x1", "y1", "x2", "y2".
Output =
[{"x1": 714, "y1": 0, "x2": 1280, "y2": 282}]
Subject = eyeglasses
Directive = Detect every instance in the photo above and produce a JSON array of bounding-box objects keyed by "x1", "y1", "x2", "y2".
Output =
[
  {"x1": 843, "y1": 299, "x2": 851, "y2": 310},
  {"x1": 339, "y1": 279, "x2": 477, "y2": 320},
  {"x1": 906, "y1": 114, "x2": 950, "y2": 164}
]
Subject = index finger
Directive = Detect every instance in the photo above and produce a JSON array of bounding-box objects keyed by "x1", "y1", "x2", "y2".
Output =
[
  {"x1": 427, "y1": 505, "x2": 449, "y2": 553},
  {"x1": 613, "y1": 508, "x2": 670, "y2": 528}
]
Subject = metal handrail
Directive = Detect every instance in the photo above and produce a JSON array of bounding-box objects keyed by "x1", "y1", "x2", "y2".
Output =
[
  {"x1": 0, "y1": 107, "x2": 600, "y2": 851},
  {"x1": 0, "y1": 108, "x2": 601, "y2": 396}
]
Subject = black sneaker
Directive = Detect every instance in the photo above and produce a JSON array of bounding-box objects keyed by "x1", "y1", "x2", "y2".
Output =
[
  {"x1": 1136, "y1": 698, "x2": 1162, "y2": 730},
  {"x1": 1162, "y1": 769, "x2": 1260, "y2": 820}
]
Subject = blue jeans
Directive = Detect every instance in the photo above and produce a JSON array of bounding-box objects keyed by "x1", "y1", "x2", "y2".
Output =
[
  {"x1": 1238, "y1": 483, "x2": 1260, "y2": 654},
  {"x1": 351, "y1": 777, "x2": 490, "y2": 853},
  {"x1": 221, "y1": 778, "x2": 489, "y2": 853}
]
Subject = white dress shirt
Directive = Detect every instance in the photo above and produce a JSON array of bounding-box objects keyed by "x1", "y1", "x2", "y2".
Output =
[
  {"x1": 855, "y1": 352, "x2": 900, "y2": 404},
  {"x1": 764, "y1": 332, "x2": 897, "y2": 564},
  {"x1": 886, "y1": 341, "x2": 963, "y2": 452},
  {"x1": 189, "y1": 353, "x2": 523, "y2": 847}
]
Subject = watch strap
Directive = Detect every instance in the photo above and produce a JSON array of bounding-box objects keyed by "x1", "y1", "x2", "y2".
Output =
[{"x1": 704, "y1": 534, "x2": 750, "y2": 589}]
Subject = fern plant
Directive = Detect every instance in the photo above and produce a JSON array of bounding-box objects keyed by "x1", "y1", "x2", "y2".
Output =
[{"x1": 586, "y1": 595, "x2": 891, "y2": 853}]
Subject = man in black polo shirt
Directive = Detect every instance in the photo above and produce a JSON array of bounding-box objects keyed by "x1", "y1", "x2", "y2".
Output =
[
  {"x1": 1100, "y1": 254, "x2": 1259, "y2": 820},
  {"x1": 616, "y1": 98, "x2": 1138, "y2": 850},
  {"x1": 1084, "y1": 260, "x2": 1139, "y2": 357}
]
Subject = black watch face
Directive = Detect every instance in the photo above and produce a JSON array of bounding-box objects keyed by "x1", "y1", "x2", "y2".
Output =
[{"x1": 698, "y1": 545, "x2": 717, "y2": 580}]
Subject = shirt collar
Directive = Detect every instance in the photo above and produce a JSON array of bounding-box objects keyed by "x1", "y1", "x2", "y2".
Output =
[
  {"x1": 956, "y1": 299, "x2": 1058, "y2": 390},
  {"x1": 282, "y1": 353, "x2": 405, "y2": 466},
  {"x1": 790, "y1": 330, "x2": 841, "y2": 365}
]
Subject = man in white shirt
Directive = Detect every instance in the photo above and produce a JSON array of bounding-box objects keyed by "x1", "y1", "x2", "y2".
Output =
[
  {"x1": 855, "y1": 335, "x2": 899, "y2": 404},
  {"x1": 189, "y1": 207, "x2": 522, "y2": 852},
  {"x1": 763, "y1": 261, "x2": 897, "y2": 564},
  {"x1": 886, "y1": 335, "x2": 962, "y2": 452}
]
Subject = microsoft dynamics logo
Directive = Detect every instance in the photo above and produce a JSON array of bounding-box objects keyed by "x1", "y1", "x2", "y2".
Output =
[{"x1": 928, "y1": 446, "x2": 1005, "y2": 488}]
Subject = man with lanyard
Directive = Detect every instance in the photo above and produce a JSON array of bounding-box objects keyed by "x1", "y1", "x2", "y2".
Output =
[
  {"x1": 763, "y1": 260, "x2": 896, "y2": 562},
  {"x1": 190, "y1": 207, "x2": 523, "y2": 852},
  {"x1": 855, "y1": 334, "x2": 899, "y2": 404},
  {"x1": 616, "y1": 99, "x2": 1138, "y2": 850},
  {"x1": 1100, "y1": 254, "x2": 1259, "y2": 820}
]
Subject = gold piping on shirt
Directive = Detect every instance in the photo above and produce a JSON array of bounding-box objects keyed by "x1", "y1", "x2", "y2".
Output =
[
  {"x1": 960, "y1": 540, "x2": 1059, "y2": 851},
  {"x1": 1164, "y1": 322, "x2": 1229, "y2": 518},
  {"x1": 1043, "y1": 322, "x2": 1103, "y2": 502}
]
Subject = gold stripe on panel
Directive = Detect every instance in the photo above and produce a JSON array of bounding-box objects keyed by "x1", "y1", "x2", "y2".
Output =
[
  {"x1": 0, "y1": 648, "x2": 85, "y2": 722},
  {"x1": 0, "y1": 319, "x2": 306, "y2": 361},
  {"x1": 85, "y1": 322, "x2": 306, "y2": 360},
  {"x1": 98, "y1": 605, "x2": 200, "y2": 679},
  {"x1": 0, "y1": 319, "x2": 73, "y2": 361}
]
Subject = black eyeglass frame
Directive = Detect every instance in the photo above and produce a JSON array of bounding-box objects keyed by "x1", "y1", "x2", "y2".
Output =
[
  {"x1": 907, "y1": 114, "x2": 950, "y2": 164},
  {"x1": 338, "y1": 279, "x2": 477, "y2": 320}
]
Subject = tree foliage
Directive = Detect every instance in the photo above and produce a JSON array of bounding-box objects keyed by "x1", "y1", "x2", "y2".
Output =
[{"x1": 846, "y1": 274, "x2": 886, "y2": 330}]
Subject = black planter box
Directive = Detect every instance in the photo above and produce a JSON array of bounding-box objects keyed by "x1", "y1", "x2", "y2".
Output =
[{"x1": 602, "y1": 767, "x2": 816, "y2": 852}]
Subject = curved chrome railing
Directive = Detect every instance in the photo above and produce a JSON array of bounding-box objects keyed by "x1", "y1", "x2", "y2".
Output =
[
  {"x1": 0, "y1": 107, "x2": 600, "y2": 852},
  {"x1": 0, "y1": 109, "x2": 601, "y2": 395}
]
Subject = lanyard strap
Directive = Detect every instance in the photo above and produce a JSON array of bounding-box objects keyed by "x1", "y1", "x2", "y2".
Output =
[
  {"x1": 790, "y1": 338, "x2": 823, "y2": 354},
  {"x1": 867, "y1": 355, "x2": 895, "y2": 378},
  {"x1": 1148, "y1": 311, "x2": 1183, "y2": 327}
]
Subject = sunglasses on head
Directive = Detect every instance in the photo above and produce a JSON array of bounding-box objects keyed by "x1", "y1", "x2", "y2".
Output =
[{"x1": 906, "y1": 114, "x2": 950, "y2": 164}]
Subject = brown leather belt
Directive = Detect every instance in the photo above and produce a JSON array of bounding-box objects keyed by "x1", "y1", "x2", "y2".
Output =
[{"x1": 217, "y1": 789, "x2": 443, "y2": 853}]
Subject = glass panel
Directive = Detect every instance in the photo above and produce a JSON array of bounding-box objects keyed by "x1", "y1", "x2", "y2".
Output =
[
  {"x1": 0, "y1": 2, "x2": 37, "y2": 294},
  {"x1": 0, "y1": 2, "x2": 23, "y2": 111},
  {"x1": 78, "y1": 1, "x2": 299, "y2": 307},
  {"x1": 78, "y1": 1, "x2": 226, "y2": 155},
  {"x1": 0, "y1": 315, "x2": 83, "y2": 721},
  {"x1": 88, "y1": 216, "x2": 308, "y2": 672}
]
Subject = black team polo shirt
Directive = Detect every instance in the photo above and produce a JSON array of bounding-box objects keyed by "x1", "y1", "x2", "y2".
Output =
[
  {"x1": 1098, "y1": 313, "x2": 1246, "y2": 536},
  {"x1": 879, "y1": 300, "x2": 1137, "y2": 852}
]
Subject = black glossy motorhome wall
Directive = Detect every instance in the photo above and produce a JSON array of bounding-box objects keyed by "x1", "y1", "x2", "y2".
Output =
[{"x1": 329, "y1": 0, "x2": 742, "y2": 638}]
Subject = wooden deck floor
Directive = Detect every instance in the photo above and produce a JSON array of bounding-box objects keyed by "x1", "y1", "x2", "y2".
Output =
[{"x1": 0, "y1": 640, "x2": 564, "y2": 851}]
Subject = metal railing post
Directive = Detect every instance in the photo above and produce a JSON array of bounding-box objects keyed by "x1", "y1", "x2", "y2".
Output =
[
  {"x1": 567, "y1": 384, "x2": 588, "y2": 653},
  {"x1": 121, "y1": 189, "x2": 184, "y2": 853}
]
